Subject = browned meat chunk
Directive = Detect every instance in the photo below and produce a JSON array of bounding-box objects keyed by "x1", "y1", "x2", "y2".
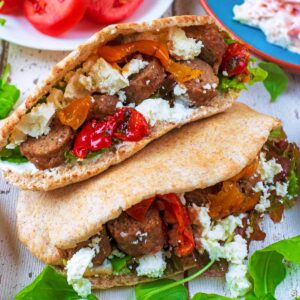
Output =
[
  {"x1": 107, "y1": 207, "x2": 166, "y2": 257},
  {"x1": 58, "y1": 228, "x2": 112, "y2": 266},
  {"x1": 20, "y1": 121, "x2": 74, "y2": 170},
  {"x1": 124, "y1": 58, "x2": 166, "y2": 104},
  {"x1": 88, "y1": 95, "x2": 119, "y2": 120},
  {"x1": 185, "y1": 25, "x2": 227, "y2": 72},
  {"x1": 181, "y1": 59, "x2": 219, "y2": 106}
]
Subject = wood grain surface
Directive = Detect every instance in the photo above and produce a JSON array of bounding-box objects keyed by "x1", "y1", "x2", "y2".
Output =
[{"x1": 0, "y1": 1, "x2": 299, "y2": 299}]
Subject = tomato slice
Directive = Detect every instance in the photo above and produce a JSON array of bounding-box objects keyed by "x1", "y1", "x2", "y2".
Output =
[
  {"x1": 0, "y1": 0, "x2": 22, "y2": 14},
  {"x1": 23, "y1": 0, "x2": 88, "y2": 36},
  {"x1": 126, "y1": 197, "x2": 155, "y2": 222},
  {"x1": 86, "y1": 0, "x2": 143, "y2": 25}
]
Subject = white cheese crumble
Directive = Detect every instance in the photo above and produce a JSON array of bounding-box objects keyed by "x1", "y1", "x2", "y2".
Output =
[
  {"x1": 136, "y1": 251, "x2": 167, "y2": 278},
  {"x1": 258, "y1": 152, "x2": 282, "y2": 183},
  {"x1": 80, "y1": 58, "x2": 129, "y2": 95},
  {"x1": 253, "y1": 181, "x2": 271, "y2": 212},
  {"x1": 274, "y1": 181, "x2": 289, "y2": 198},
  {"x1": 117, "y1": 90, "x2": 127, "y2": 103},
  {"x1": 168, "y1": 27, "x2": 203, "y2": 60},
  {"x1": 16, "y1": 102, "x2": 55, "y2": 138},
  {"x1": 66, "y1": 247, "x2": 96, "y2": 297},
  {"x1": 122, "y1": 58, "x2": 149, "y2": 79},
  {"x1": 195, "y1": 206, "x2": 250, "y2": 297},
  {"x1": 136, "y1": 98, "x2": 194, "y2": 126},
  {"x1": 173, "y1": 84, "x2": 187, "y2": 96},
  {"x1": 226, "y1": 263, "x2": 252, "y2": 297}
]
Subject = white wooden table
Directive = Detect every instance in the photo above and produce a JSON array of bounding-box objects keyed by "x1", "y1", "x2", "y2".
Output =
[{"x1": 0, "y1": 1, "x2": 300, "y2": 299}]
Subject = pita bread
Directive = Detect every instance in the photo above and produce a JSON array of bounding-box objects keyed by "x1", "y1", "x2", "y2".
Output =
[
  {"x1": 0, "y1": 15, "x2": 238, "y2": 191},
  {"x1": 17, "y1": 103, "x2": 280, "y2": 273}
]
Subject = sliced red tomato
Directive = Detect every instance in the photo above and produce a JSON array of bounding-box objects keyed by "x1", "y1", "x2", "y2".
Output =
[
  {"x1": 0, "y1": 0, "x2": 22, "y2": 14},
  {"x1": 23, "y1": 0, "x2": 88, "y2": 36},
  {"x1": 86, "y1": 0, "x2": 143, "y2": 25},
  {"x1": 126, "y1": 197, "x2": 155, "y2": 222}
]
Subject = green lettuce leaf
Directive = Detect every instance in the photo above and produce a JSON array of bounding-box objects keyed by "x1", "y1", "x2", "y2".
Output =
[
  {"x1": 14, "y1": 266, "x2": 98, "y2": 300},
  {"x1": 248, "y1": 235, "x2": 300, "y2": 298},
  {"x1": 0, "y1": 64, "x2": 20, "y2": 119},
  {"x1": 191, "y1": 293, "x2": 234, "y2": 300},
  {"x1": 258, "y1": 62, "x2": 288, "y2": 102}
]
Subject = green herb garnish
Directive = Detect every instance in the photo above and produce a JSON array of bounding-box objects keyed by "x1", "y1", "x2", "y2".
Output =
[
  {"x1": 224, "y1": 38, "x2": 239, "y2": 45},
  {"x1": 192, "y1": 293, "x2": 234, "y2": 300},
  {"x1": 0, "y1": 64, "x2": 20, "y2": 119},
  {"x1": 64, "y1": 148, "x2": 109, "y2": 163},
  {"x1": 0, "y1": 147, "x2": 28, "y2": 163},
  {"x1": 0, "y1": 18, "x2": 6, "y2": 26},
  {"x1": 258, "y1": 62, "x2": 289, "y2": 102},
  {"x1": 14, "y1": 266, "x2": 98, "y2": 300}
]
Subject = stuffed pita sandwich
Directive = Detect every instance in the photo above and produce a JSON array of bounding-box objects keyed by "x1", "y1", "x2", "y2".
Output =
[
  {"x1": 0, "y1": 15, "x2": 253, "y2": 191},
  {"x1": 17, "y1": 103, "x2": 300, "y2": 297}
]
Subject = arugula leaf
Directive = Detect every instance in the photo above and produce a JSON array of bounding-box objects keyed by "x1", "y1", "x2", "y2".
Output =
[
  {"x1": 0, "y1": 18, "x2": 6, "y2": 26},
  {"x1": 248, "y1": 235, "x2": 300, "y2": 298},
  {"x1": 14, "y1": 266, "x2": 98, "y2": 300},
  {"x1": 111, "y1": 255, "x2": 131, "y2": 273},
  {"x1": 258, "y1": 62, "x2": 288, "y2": 102},
  {"x1": 135, "y1": 260, "x2": 215, "y2": 300},
  {"x1": 0, "y1": 64, "x2": 20, "y2": 119},
  {"x1": 191, "y1": 293, "x2": 234, "y2": 300},
  {"x1": 248, "y1": 65, "x2": 268, "y2": 86},
  {"x1": 0, "y1": 147, "x2": 28, "y2": 163},
  {"x1": 224, "y1": 38, "x2": 239, "y2": 45},
  {"x1": 136, "y1": 279, "x2": 188, "y2": 300},
  {"x1": 218, "y1": 76, "x2": 247, "y2": 92}
]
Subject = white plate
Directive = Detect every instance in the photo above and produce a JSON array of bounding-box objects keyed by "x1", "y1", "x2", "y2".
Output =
[{"x1": 0, "y1": 0, "x2": 173, "y2": 51}]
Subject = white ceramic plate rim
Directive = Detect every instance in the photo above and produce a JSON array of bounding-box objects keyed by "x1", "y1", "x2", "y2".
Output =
[{"x1": 0, "y1": 0, "x2": 173, "y2": 51}]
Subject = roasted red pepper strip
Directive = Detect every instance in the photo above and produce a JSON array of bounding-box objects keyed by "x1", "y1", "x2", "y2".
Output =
[
  {"x1": 220, "y1": 43, "x2": 250, "y2": 77},
  {"x1": 114, "y1": 108, "x2": 149, "y2": 142},
  {"x1": 126, "y1": 197, "x2": 156, "y2": 222},
  {"x1": 158, "y1": 193, "x2": 195, "y2": 257},
  {"x1": 72, "y1": 107, "x2": 149, "y2": 159}
]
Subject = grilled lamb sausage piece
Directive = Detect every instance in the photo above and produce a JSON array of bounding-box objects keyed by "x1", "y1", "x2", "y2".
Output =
[
  {"x1": 88, "y1": 95, "x2": 119, "y2": 120},
  {"x1": 107, "y1": 207, "x2": 166, "y2": 257},
  {"x1": 58, "y1": 228, "x2": 112, "y2": 265},
  {"x1": 124, "y1": 57, "x2": 166, "y2": 105},
  {"x1": 20, "y1": 121, "x2": 74, "y2": 170},
  {"x1": 184, "y1": 25, "x2": 227, "y2": 73},
  {"x1": 181, "y1": 59, "x2": 219, "y2": 106}
]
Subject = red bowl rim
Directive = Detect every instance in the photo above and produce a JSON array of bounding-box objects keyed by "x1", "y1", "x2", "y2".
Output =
[{"x1": 199, "y1": 0, "x2": 300, "y2": 74}]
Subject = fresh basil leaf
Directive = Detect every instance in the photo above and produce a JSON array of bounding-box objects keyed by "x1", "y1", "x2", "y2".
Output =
[
  {"x1": 135, "y1": 279, "x2": 188, "y2": 300},
  {"x1": 248, "y1": 65, "x2": 268, "y2": 86},
  {"x1": 248, "y1": 235, "x2": 300, "y2": 298},
  {"x1": 14, "y1": 266, "x2": 98, "y2": 300},
  {"x1": 0, "y1": 147, "x2": 28, "y2": 163},
  {"x1": 258, "y1": 62, "x2": 288, "y2": 102},
  {"x1": 0, "y1": 64, "x2": 20, "y2": 119},
  {"x1": 218, "y1": 75, "x2": 247, "y2": 92},
  {"x1": 191, "y1": 293, "x2": 234, "y2": 299},
  {"x1": 135, "y1": 260, "x2": 215, "y2": 300}
]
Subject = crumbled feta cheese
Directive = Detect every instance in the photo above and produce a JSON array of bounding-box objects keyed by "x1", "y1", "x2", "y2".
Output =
[
  {"x1": 6, "y1": 129, "x2": 26, "y2": 149},
  {"x1": 226, "y1": 263, "x2": 252, "y2": 297},
  {"x1": 245, "y1": 226, "x2": 253, "y2": 239},
  {"x1": 253, "y1": 181, "x2": 271, "y2": 212},
  {"x1": 222, "y1": 70, "x2": 229, "y2": 76},
  {"x1": 64, "y1": 71, "x2": 90, "y2": 100},
  {"x1": 122, "y1": 59, "x2": 149, "y2": 79},
  {"x1": 203, "y1": 83, "x2": 212, "y2": 90},
  {"x1": 80, "y1": 58, "x2": 129, "y2": 95},
  {"x1": 136, "y1": 251, "x2": 167, "y2": 278},
  {"x1": 136, "y1": 98, "x2": 193, "y2": 126},
  {"x1": 196, "y1": 206, "x2": 211, "y2": 236},
  {"x1": 120, "y1": 232, "x2": 128, "y2": 238},
  {"x1": 117, "y1": 90, "x2": 127, "y2": 103},
  {"x1": 168, "y1": 27, "x2": 203, "y2": 60},
  {"x1": 66, "y1": 247, "x2": 96, "y2": 297},
  {"x1": 173, "y1": 84, "x2": 187, "y2": 96},
  {"x1": 146, "y1": 80, "x2": 150, "y2": 85},
  {"x1": 275, "y1": 181, "x2": 289, "y2": 198},
  {"x1": 258, "y1": 152, "x2": 282, "y2": 183},
  {"x1": 16, "y1": 103, "x2": 55, "y2": 138}
]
